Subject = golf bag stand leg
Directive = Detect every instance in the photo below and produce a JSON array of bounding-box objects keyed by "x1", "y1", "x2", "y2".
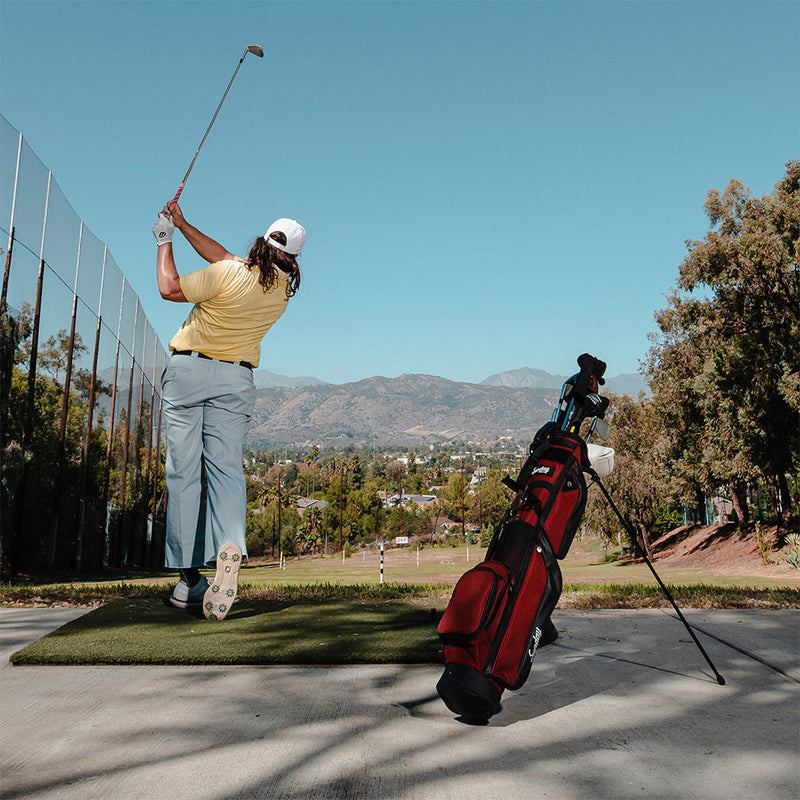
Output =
[{"x1": 590, "y1": 472, "x2": 725, "y2": 685}]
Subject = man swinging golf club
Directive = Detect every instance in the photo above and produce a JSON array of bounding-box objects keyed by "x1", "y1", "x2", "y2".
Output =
[{"x1": 153, "y1": 203, "x2": 306, "y2": 619}]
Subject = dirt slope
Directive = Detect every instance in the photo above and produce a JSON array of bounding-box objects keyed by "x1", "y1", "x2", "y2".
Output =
[{"x1": 650, "y1": 523, "x2": 798, "y2": 579}]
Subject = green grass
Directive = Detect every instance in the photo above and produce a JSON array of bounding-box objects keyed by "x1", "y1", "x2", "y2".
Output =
[
  {"x1": 5, "y1": 540, "x2": 798, "y2": 666},
  {"x1": 3, "y1": 541, "x2": 797, "y2": 611},
  {"x1": 8, "y1": 581, "x2": 797, "y2": 667},
  {"x1": 2, "y1": 579, "x2": 797, "y2": 610},
  {"x1": 8, "y1": 537, "x2": 799, "y2": 592},
  {"x1": 9, "y1": 596, "x2": 442, "y2": 666}
]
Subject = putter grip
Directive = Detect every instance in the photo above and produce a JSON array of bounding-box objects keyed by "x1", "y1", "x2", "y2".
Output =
[{"x1": 169, "y1": 182, "x2": 185, "y2": 208}]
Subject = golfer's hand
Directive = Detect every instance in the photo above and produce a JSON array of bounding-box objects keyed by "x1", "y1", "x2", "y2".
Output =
[
  {"x1": 164, "y1": 202, "x2": 186, "y2": 230},
  {"x1": 152, "y1": 213, "x2": 175, "y2": 246}
]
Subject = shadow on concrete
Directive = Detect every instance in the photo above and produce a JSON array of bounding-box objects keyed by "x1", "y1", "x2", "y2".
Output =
[{"x1": 1, "y1": 608, "x2": 798, "y2": 800}]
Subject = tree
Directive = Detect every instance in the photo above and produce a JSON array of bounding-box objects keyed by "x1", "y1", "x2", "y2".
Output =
[
  {"x1": 442, "y1": 473, "x2": 465, "y2": 526},
  {"x1": 583, "y1": 395, "x2": 671, "y2": 556},
  {"x1": 348, "y1": 453, "x2": 363, "y2": 490},
  {"x1": 647, "y1": 162, "x2": 800, "y2": 525},
  {"x1": 385, "y1": 460, "x2": 403, "y2": 491},
  {"x1": 35, "y1": 330, "x2": 85, "y2": 385},
  {"x1": 645, "y1": 304, "x2": 727, "y2": 521},
  {"x1": 467, "y1": 470, "x2": 510, "y2": 528},
  {"x1": 283, "y1": 462, "x2": 299, "y2": 489},
  {"x1": 246, "y1": 508, "x2": 272, "y2": 557}
]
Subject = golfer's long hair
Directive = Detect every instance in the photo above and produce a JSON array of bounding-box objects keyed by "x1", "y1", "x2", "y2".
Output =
[{"x1": 244, "y1": 232, "x2": 301, "y2": 297}]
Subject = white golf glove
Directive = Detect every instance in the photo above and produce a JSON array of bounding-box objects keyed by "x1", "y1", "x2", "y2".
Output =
[{"x1": 153, "y1": 213, "x2": 175, "y2": 246}]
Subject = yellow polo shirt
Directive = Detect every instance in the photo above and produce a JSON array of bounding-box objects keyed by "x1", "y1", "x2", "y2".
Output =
[{"x1": 168, "y1": 258, "x2": 290, "y2": 368}]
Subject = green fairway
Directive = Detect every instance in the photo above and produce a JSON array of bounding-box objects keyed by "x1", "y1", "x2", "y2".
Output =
[
  {"x1": 3, "y1": 540, "x2": 798, "y2": 605},
  {"x1": 224, "y1": 540, "x2": 800, "y2": 590},
  {"x1": 0, "y1": 538, "x2": 800, "y2": 608}
]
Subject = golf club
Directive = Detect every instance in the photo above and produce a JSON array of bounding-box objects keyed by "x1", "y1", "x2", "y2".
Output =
[{"x1": 169, "y1": 44, "x2": 264, "y2": 208}]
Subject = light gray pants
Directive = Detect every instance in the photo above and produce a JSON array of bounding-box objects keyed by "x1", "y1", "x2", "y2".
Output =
[{"x1": 161, "y1": 354, "x2": 255, "y2": 568}]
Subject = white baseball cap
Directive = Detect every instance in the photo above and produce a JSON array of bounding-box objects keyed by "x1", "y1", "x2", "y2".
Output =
[{"x1": 264, "y1": 218, "x2": 307, "y2": 255}]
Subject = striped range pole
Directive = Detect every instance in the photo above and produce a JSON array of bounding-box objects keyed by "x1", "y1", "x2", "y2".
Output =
[{"x1": 380, "y1": 541, "x2": 385, "y2": 585}]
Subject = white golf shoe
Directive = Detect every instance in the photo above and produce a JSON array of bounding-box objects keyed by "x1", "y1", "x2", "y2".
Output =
[
  {"x1": 168, "y1": 576, "x2": 210, "y2": 609},
  {"x1": 203, "y1": 543, "x2": 242, "y2": 621}
]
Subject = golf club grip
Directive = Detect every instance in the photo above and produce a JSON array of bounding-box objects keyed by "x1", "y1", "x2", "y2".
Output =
[
  {"x1": 169, "y1": 182, "x2": 186, "y2": 209},
  {"x1": 574, "y1": 354, "x2": 598, "y2": 398}
]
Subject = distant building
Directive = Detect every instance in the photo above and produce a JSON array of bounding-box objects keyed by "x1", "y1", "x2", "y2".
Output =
[
  {"x1": 382, "y1": 493, "x2": 438, "y2": 510},
  {"x1": 395, "y1": 454, "x2": 429, "y2": 467},
  {"x1": 297, "y1": 497, "x2": 328, "y2": 516},
  {"x1": 405, "y1": 494, "x2": 438, "y2": 509}
]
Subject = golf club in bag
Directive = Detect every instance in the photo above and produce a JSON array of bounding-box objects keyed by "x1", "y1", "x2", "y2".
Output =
[
  {"x1": 436, "y1": 354, "x2": 723, "y2": 722},
  {"x1": 169, "y1": 45, "x2": 264, "y2": 208}
]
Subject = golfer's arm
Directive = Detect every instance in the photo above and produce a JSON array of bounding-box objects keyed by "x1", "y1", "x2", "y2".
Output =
[
  {"x1": 157, "y1": 244, "x2": 187, "y2": 302},
  {"x1": 177, "y1": 220, "x2": 234, "y2": 263}
]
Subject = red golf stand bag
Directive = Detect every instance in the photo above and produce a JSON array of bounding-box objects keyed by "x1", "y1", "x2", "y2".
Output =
[
  {"x1": 436, "y1": 353, "x2": 725, "y2": 722},
  {"x1": 436, "y1": 354, "x2": 608, "y2": 721}
]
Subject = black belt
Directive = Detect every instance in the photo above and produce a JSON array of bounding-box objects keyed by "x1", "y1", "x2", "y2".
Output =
[{"x1": 172, "y1": 350, "x2": 254, "y2": 370}]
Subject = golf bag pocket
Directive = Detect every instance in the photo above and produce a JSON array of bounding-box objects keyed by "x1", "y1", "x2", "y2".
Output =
[
  {"x1": 438, "y1": 562, "x2": 511, "y2": 657},
  {"x1": 436, "y1": 524, "x2": 562, "y2": 720},
  {"x1": 436, "y1": 562, "x2": 511, "y2": 720}
]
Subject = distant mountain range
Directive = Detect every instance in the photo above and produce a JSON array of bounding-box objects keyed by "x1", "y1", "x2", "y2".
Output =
[
  {"x1": 246, "y1": 367, "x2": 650, "y2": 449},
  {"x1": 253, "y1": 365, "x2": 649, "y2": 395},
  {"x1": 248, "y1": 374, "x2": 556, "y2": 448},
  {"x1": 480, "y1": 367, "x2": 568, "y2": 389},
  {"x1": 91, "y1": 363, "x2": 649, "y2": 449},
  {"x1": 480, "y1": 366, "x2": 648, "y2": 396},
  {"x1": 252, "y1": 369, "x2": 330, "y2": 389}
]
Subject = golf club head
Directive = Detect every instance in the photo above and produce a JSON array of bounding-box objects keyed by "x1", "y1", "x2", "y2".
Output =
[{"x1": 247, "y1": 45, "x2": 264, "y2": 58}]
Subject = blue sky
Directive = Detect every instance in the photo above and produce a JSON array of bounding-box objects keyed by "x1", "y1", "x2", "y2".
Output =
[{"x1": 1, "y1": 0, "x2": 797, "y2": 384}]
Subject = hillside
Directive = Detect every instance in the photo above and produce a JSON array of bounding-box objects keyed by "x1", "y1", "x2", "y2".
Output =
[
  {"x1": 650, "y1": 524, "x2": 799, "y2": 579},
  {"x1": 248, "y1": 373, "x2": 557, "y2": 448},
  {"x1": 90, "y1": 364, "x2": 646, "y2": 447}
]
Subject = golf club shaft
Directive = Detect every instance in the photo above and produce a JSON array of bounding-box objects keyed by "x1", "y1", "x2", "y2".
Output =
[{"x1": 170, "y1": 47, "x2": 261, "y2": 207}]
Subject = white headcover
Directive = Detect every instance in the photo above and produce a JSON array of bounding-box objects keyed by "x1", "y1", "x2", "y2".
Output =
[{"x1": 586, "y1": 443, "x2": 615, "y2": 477}]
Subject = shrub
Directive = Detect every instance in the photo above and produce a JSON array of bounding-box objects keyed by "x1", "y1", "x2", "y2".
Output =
[
  {"x1": 781, "y1": 533, "x2": 800, "y2": 569},
  {"x1": 753, "y1": 522, "x2": 773, "y2": 565}
]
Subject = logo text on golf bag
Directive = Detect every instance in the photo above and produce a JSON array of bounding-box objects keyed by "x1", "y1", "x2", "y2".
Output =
[
  {"x1": 528, "y1": 626, "x2": 542, "y2": 659},
  {"x1": 532, "y1": 466, "x2": 553, "y2": 476}
]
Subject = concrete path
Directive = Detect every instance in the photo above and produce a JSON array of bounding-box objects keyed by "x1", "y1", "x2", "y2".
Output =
[{"x1": 1, "y1": 607, "x2": 798, "y2": 800}]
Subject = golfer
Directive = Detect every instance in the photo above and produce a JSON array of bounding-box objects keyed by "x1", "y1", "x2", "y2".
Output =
[{"x1": 152, "y1": 203, "x2": 305, "y2": 619}]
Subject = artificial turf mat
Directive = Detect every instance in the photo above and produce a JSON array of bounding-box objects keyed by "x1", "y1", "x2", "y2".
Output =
[{"x1": 9, "y1": 597, "x2": 442, "y2": 666}]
